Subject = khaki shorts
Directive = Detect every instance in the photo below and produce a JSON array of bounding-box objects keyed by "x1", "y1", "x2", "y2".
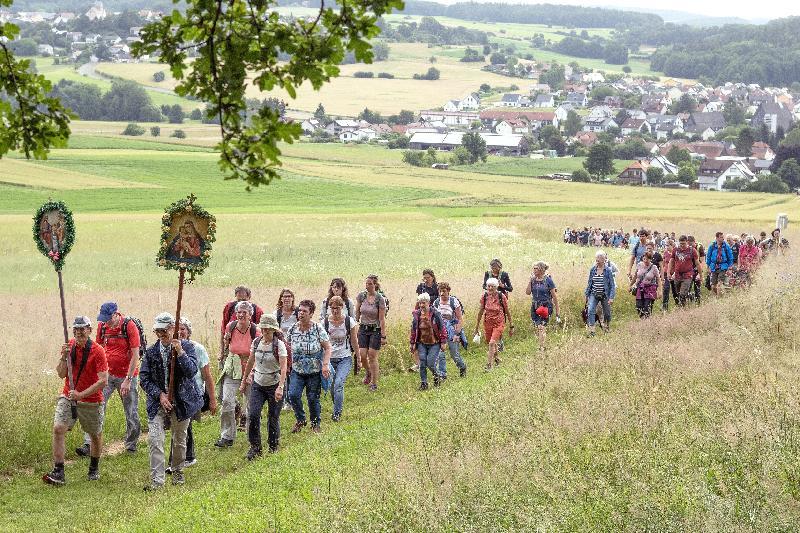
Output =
[{"x1": 53, "y1": 397, "x2": 103, "y2": 436}]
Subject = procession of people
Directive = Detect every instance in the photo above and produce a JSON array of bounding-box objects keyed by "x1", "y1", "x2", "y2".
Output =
[{"x1": 43, "y1": 225, "x2": 787, "y2": 488}]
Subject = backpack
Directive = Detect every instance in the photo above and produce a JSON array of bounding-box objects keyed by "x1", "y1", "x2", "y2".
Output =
[
  {"x1": 432, "y1": 296, "x2": 466, "y2": 318},
  {"x1": 223, "y1": 300, "x2": 261, "y2": 326},
  {"x1": 481, "y1": 291, "x2": 508, "y2": 316},
  {"x1": 100, "y1": 317, "x2": 147, "y2": 359},
  {"x1": 224, "y1": 320, "x2": 258, "y2": 357},
  {"x1": 276, "y1": 308, "x2": 299, "y2": 328},
  {"x1": 323, "y1": 315, "x2": 354, "y2": 354},
  {"x1": 253, "y1": 332, "x2": 293, "y2": 369},
  {"x1": 359, "y1": 291, "x2": 389, "y2": 318}
]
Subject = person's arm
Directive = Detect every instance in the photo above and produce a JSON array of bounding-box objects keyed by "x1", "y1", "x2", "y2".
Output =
[
  {"x1": 201, "y1": 363, "x2": 217, "y2": 415},
  {"x1": 321, "y1": 339, "x2": 332, "y2": 378},
  {"x1": 503, "y1": 295, "x2": 513, "y2": 325},
  {"x1": 453, "y1": 302, "x2": 463, "y2": 334},
  {"x1": 379, "y1": 300, "x2": 387, "y2": 345},
  {"x1": 355, "y1": 295, "x2": 362, "y2": 322},
  {"x1": 276, "y1": 353, "x2": 287, "y2": 401},
  {"x1": 173, "y1": 340, "x2": 199, "y2": 378},
  {"x1": 474, "y1": 300, "x2": 485, "y2": 335},
  {"x1": 504, "y1": 272, "x2": 513, "y2": 293},
  {"x1": 525, "y1": 277, "x2": 532, "y2": 296},
  {"x1": 219, "y1": 323, "x2": 231, "y2": 362},
  {"x1": 627, "y1": 253, "x2": 636, "y2": 278},
  {"x1": 138, "y1": 350, "x2": 162, "y2": 399},
  {"x1": 551, "y1": 288, "x2": 560, "y2": 318},
  {"x1": 437, "y1": 314, "x2": 447, "y2": 350},
  {"x1": 409, "y1": 312, "x2": 417, "y2": 353},
  {"x1": 57, "y1": 343, "x2": 69, "y2": 378},
  {"x1": 240, "y1": 345, "x2": 256, "y2": 394},
  {"x1": 71, "y1": 370, "x2": 109, "y2": 401},
  {"x1": 482, "y1": 272, "x2": 489, "y2": 290},
  {"x1": 121, "y1": 320, "x2": 140, "y2": 397},
  {"x1": 608, "y1": 271, "x2": 617, "y2": 303},
  {"x1": 349, "y1": 323, "x2": 360, "y2": 353}
]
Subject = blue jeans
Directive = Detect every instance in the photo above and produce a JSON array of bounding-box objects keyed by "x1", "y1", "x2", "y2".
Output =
[
  {"x1": 438, "y1": 320, "x2": 466, "y2": 376},
  {"x1": 587, "y1": 293, "x2": 612, "y2": 327},
  {"x1": 288, "y1": 370, "x2": 322, "y2": 426},
  {"x1": 417, "y1": 343, "x2": 440, "y2": 384},
  {"x1": 84, "y1": 374, "x2": 141, "y2": 451},
  {"x1": 330, "y1": 357, "x2": 353, "y2": 417}
]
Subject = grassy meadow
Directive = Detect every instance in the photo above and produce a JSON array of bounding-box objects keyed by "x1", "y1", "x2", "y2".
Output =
[{"x1": 0, "y1": 131, "x2": 799, "y2": 529}]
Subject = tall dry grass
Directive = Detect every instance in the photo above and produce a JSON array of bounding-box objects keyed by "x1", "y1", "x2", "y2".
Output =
[{"x1": 308, "y1": 249, "x2": 800, "y2": 530}]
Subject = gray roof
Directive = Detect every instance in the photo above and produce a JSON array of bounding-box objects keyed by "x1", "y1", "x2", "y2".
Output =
[{"x1": 501, "y1": 94, "x2": 523, "y2": 103}]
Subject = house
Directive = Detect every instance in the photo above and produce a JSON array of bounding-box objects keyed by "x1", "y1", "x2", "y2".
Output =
[
  {"x1": 604, "y1": 95, "x2": 622, "y2": 108},
  {"x1": 408, "y1": 132, "x2": 529, "y2": 155},
  {"x1": 300, "y1": 118, "x2": 322, "y2": 135},
  {"x1": 53, "y1": 12, "x2": 75, "y2": 24},
  {"x1": 500, "y1": 94, "x2": 530, "y2": 107},
  {"x1": 138, "y1": 9, "x2": 163, "y2": 20},
  {"x1": 85, "y1": 1, "x2": 107, "y2": 20},
  {"x1": 495, "y1": 120, "x2": 529, "y2": 135},
  {"x1": 586, "y1": 105, "x2": 614, "y2": 119},
  {"x1": 684, "y1": 112, "x2": 726, "y2": 139},
  {"x1": 419, "y1": 110, "x2": 479, "y2": 127},
  {"x1": 371, "y1": 123, "x2": 393, "y2": 135},
  {"x1": 129, "y1": 27, "x2": 144, "y2": 37},
  {"x1": 479, "y1": 110, "x2": 557, "y2": 130},
  {"x1": 751, "y1": 100, "x2": 793, "y2": 134},
  {"x1": 66, "y1": 31, "x2": 83, "y2": 42},
  {"x1": 532, "y1": 94, "x2": 555, "y2": 108},
  {"x1": 565, "y1": 92, "x2": 588, "y2": 107},
  {"x1": 324, "y1": 119, "x2": 360, "y2": 135},
  {"x1": 697, "y1": 159, "x2": 756, "y2": 191},
  {"x1": 37, "y1": 44, "x2": 54, "y2": 56},
  {"x1": 582, "y1": 117, "x2": 618, "y2": 133},
  {"x1": 620, "y1": 118, "x2": 651, "y2": 136},
  {"x1": 340, "y1": 128, "x2": 376, "y2": 142},
  {"x1": 688, "y1": 141, "x2": 726, "y2": 160},
  {"x1": 647, "y1": 114, "x2": 683, "y2": 139},
  {"x1": 443, "y1": 100, "x2": 461, "y2": 112},
  {"x1": 574, "y1": 131, "x2": 598, "y2": 147},
  {"x1": 459, "y1": 93, "x2": 481, "y2": 110},
  {"x1": 750, "y1": 141, "x2": 775, "y2": 160},
  {"x1": 554, "y1": 103, "x2": 574, "y2": 123},
  {"x1": 617, "y1": 160, "x2": 650, "y2": 185},
  {"x1": 647, "y1": 154, "x2": 679, "y2": 176}
]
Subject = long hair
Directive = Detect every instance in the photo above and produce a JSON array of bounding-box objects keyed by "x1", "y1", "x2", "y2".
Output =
[
  {"x1": 276, "y1": 288, "x2": 295, "y2": 311},
  {"x1": 367, "y1": 274, "x2": 381, "y2": 292},
  {"x1": 422, "y1": 268, "x2": 436, "y2": 287},
  {"x1": 327, "y1": 277, "x2": 350, "y2": 301}
]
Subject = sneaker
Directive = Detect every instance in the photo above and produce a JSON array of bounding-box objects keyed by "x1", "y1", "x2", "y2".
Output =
[
  {"x1": 362, "y1": 372, "x2": 371, "y2": 385},
  {"x1": 484, "y1": 364, "x2": 493, "y2": 372},
  {"x1": 311, "y1": 424, "x2": 322, "y2": 434},
  {"x1": 87, "y1": 468, "x2": 100, "y2": 481},
  {"x1": 171, "y1": 471, "x2": 185, "y2": 486},
  {"x1": 433, "y1": 375, "x2": 441, "y2": 387},
  {"x1": 165, "y1": 466, "x2": 173, "y2": 475},
  {"x1": 291, "y1": 421, "x2": 307, "y2": 433},
  {"x1": 419, "y1": 382, "x2": 429, "y2": 391},
  {"x1": 125, "y1": 446, "x2": 137, "y2": 454},
  {"x1": 182, "y1": 458, "x2": 197, "y2": 469},
  {"x1": 143, "y1": 482, "x2": 163, "y2": 492},
  {"x1": 369, "y1": 383, "x2": 378, "y2": 392},
  {"x1": 494, "y1": 356, "x2": 502, "y2": 365},
  {"x1": 282, "y1": 402, "x2": 292, "y2": 411},
  {"x1": 42, "y1": 468, "x2": 65, "y2": 486},
  {"x1": 409, "y1": 364, "x2": 419, "y2": 372},
  {"x1": 588, "y1": 331, "x2": 596, "y2": 338},
  {"x1": 75, "y1": 443, "x2": 90, "y2": 457},
  {"x1": 459, "y1": 367, "x2": 467, "y2": 378},
  {"x1": 246, "y1": 447, "x2": 262, "y2": 461},
  {"x1": 214, "y1": 437, "x2": 234, "y2": 448},
  {"x1": 331, "y1": 413, "x2": 341, "y2": 422},
  {"x1": 498, "y1": 340, "x2": 505, "y2": 352}
]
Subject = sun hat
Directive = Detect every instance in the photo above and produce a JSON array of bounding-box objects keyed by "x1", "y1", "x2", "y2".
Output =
[
  {"x1": 535, "y1": 306, "x2": 549, "y2": 319},
  {"x1": 152, "y1": 312, "x2": 175, "y2": 331},
  {"x1": 97, "y1": 301, "x2": 118, "y2": 322},
  {"x1": 258, "y1": 315, "x2": 280, "y2": 331},
  {"x1": 72, "y1": 316, "x2": 92, "y2": 329}
]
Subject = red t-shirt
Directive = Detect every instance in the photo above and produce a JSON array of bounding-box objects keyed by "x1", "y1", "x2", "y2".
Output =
[
  {"x1": 62, "y1": 339, "x2": 108, "y2": 403},
  {"x1": 672, "y1": 247, "x2": 698, "y2": 280},
  {"x1": 96, "y1": 314, "x2": 141, "y2": 378}
]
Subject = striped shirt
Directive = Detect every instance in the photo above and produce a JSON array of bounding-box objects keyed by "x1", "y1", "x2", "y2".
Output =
[{"x1": 591, "y1": 274, "x2": 605, "y2": 296}]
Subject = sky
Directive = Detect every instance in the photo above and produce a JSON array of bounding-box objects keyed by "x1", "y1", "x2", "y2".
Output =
[{"x1": 458, "y1": 0, "x2": 800, "y2": 22}]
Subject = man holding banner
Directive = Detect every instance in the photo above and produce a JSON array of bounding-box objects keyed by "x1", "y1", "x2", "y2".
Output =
[
  {"x1": 43, "y1": 316, "x2": 109, "y2": 486},
  {"x1": 140, "y1": 312, "x2": 202, "y2": 490}
]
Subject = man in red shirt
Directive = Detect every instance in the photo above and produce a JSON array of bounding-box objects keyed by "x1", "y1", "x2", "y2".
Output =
[
  {"x1": 43, "y1": 316, "x2": 109, "y2": 486},
  {"x1": 668, "y1": 235, "x2": 701, "y2": 306},
  {"x1": 76, "y1": 301, "x2": 142, "y2": 456}
]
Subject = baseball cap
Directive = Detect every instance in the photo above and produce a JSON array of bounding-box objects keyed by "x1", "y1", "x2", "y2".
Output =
[
  {"x1": 152, "y1": 312, "x2": 175, "y2": 331},
  {"x1": 97, "y1": 301, "x2": 118, "y2": 322},
  {"x1": 72, "y1": 316, "x2": 92, "y2": 328}
]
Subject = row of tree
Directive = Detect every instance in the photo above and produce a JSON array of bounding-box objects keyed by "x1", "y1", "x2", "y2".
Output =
[
  {"x1": 378, "y1": 16, "x2": 488, "y2": 46},
  {"x1": 550, "y1": 36, "x2": 629, "y2": 65}
]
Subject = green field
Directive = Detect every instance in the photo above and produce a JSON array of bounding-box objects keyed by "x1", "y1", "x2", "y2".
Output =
[{"x1": 1, "y1": 132, "x2": 799, "y2": 529}]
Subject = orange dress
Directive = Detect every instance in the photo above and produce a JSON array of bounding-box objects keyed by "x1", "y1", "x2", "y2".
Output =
[{"x1": 482, "y1": 293, "x2": 507, "y2": 342}]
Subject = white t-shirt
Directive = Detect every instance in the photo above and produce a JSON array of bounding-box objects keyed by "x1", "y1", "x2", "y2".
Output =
[
  {"x1": 252, "y1": 336, "x2": 287, "y2": 387},
  {"x1": 326, "y1": 317, "x2": 353, "y2": 360}
]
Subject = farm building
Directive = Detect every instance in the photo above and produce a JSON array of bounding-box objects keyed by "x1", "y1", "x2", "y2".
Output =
[{"x1": 408, "y1": 132, "x2": 529, "y2": 155}]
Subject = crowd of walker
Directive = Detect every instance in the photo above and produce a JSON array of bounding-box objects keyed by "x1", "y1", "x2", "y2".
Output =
[{"x1": 43, "y1": 227, "x2": 788, "y2": 489}]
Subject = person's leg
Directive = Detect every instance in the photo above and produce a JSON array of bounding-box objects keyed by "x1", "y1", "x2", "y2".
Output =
[
  {"x1": 121, "y1": 376, "x2": 141, "y2": 452},
  {"x1": 266, "y1": 383, "x2": 281, "y2": 451},
  {"x1": 247, "y1": 383, "x2": 268, "y2": 450},
  {"x1": 587, "y1": 294, "x2": 598, "y2": 333},
  {"x1": 288, "y1": 370, "x2": 307, "y2": 423},
  {"x1": 147, "y1": 410, "x2": 166, "y2": 487},
  {"x1": 358, "y1": 346, "x2": 370, "y2": 384},
  {"x1": 307, "y1": 372, "x2": 322, "y2": 427},
  {"x1": 185, "y1": 421, "x2": 195, "y2": 462},
  {"x1": 84, "y1": 375, "x2": 118, "y2": 447},
  {"x1": 170, "y1": 413, "x2": 190, "y2": 473},
  {"x1": 52, "y1": 424, "x2": 67, "y2": 464},
  {"x1": 662, "y1": 277, "x2": 670, "y2": 311},
  {"x1": 418, "y1": 344, "x2": 429, "y2": 385},
  {"x1": 368, "y1": 347, "x2": 380, "y2": 388},
  {"x1": 220, "y1": 376, "x2": 241, "y2": 442},
  {"x1": 678, "y1": 279, "x2": 690, "y2": 306},
  {"x1": 240, "y1": 380, "x2": 251, "y2": 430},
  {"x1": 636, "y1": 298, "x2": 645, "y2": 318},
  {"x1": 331, "y1": 357, "x2": 352, "y2": 418},
  {"x1": 644, "y1": 298, "x2": 653, "y2": 318},
  {"x1": 537, "y1": 324, "x2": 546, "y2": 348},
  {"x1": 429, "y1": 344, "x2": 441, "y2": 384},
  {"x1": 601, "y1": 298, "x2": 612, "y2": 326}
]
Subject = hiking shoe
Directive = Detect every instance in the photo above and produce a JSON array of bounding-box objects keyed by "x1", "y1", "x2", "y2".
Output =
[
  {"x1": 42, "y1": 468, "x2": 65, "y2": 486},
  {"x1": 268, "y1": 446, "x2": 279, "y2": 454},
  {"x1": 291, "y1": 421, "x2": 307, "y2": 434},
  {"x1": 171, "y1": 471, "x2": 185, "y2": 486},
  {"x1": 498, "y1": 340, "x2": 505, "y2": 352},
  {"x1": 369, "y1": 384, "x2": 378, "y2": 392},
  {"x1": 87, "y1": 468, "x2": 100, "y2": 481},
  {"x1": 165, "y1": 466, "x2": 173, "y2": 475},
  {"x1": 419, "y1": 382, "x2": 429, "y2": 391},
  {"x1": 433, "y1": 375, "x2": 441, "y2": 387},
  {"x1": 409, "y1": 364, "x2": 419, "y2": 372},
  {"x1": 494, "y1": 356, "x2": 502, "y2": 365},
  {"x1": 459, "y1": 367, "x2": 467, "y2": 378},
  {"x1": 75, "y1": 443, "x2": 90, "y2": 457},
  {"x1": 484, "y1": 364, "x2": 493, "y2": 372},
  {"x1": 363, "y1": 372, "x2": 371, "y2": 385},
  {"x1": 588, "y1": 331, "x2": 596, "y2": 338},
  {"x1": 182, "y1": 458, "x2": 197, "y2": 469},
  {"x1": 143, "y1": 482, "x2": 163, "y2": 492},
  {"x1": 331, "y1": 413, "x2": 341, "y2": 422},
  {"x1": 246, "y1": 447, "x2": 262, "y2": 461},
  {"x1": 125, "y1": 445, "x2": 137, "y2": 454},
  {"x1": 311, "y1": 424, "x2": 322, "y2": 434},
  {"x1": 214, "y1": 438, "x2": 233, "y2": 448}
]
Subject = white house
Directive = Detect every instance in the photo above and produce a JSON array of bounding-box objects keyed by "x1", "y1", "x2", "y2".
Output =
[
  {"x1": 419, "y1": 110, "x2": 478, "y2": 127},
  {"x1": 459, "y1": 93, "x2": 480, "y2": 110},
  {"x1": 340, "y1": 128, "x2": 376, "y2": 142},
  {"x1": 647, "y1": 154, "x2": 679, "y2": 176},
  {"x1": 495, "y1": 120, "x2": 529, "y2": 135},
  {"x1": 554, "y1": 103, "x2": 574, "y2": 122},
  {"x1": 582, "y1": 117, "x2": 618, "y2": 133},
  {"x1": 532, "y1": 94, "x2": 555, "y2": 108},
  {"x1": 37, "y1": 44, "x2": 54, "y2": 55},
  {"x1": 85, "y1": 1, "x2": 107, "y2": 20},
  {"x1": 565, "y1": 92, "x2": 588, "y2": 107},
  {"x1": 443, "y1": 100, "x2": 461, "y2": 112},
  {"x1": 325, "y1": 119, "x2": 359, "y2": 135},
  {"x1": 697, "y1": 159, "x2": 756, "y2": 191},
  {"x1": 500, "y1": 94, "x2": 525, "y2": 107},
  {"x1": 300, "y1": 118, "x2": 322, "y2": 135},
  {"x1": 620, "y1": 118, "x2": 651, "y2": 136}
]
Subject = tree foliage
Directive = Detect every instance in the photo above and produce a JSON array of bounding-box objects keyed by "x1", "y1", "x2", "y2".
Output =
[
  {"x1": 132, "y1": 0, "x2": 403, "y2": 188},
  {"x1": 735, "y1": 127, "x2": 755, "y2": 157},
  {"x1": 583, "y1": 143, "x2": 614, "y2": 180},
  {"x1": 646, "y1": 166, "x2": 665, "y2": 185},
  {"x1": 563, "y1": 110, "x2": 582, "y2": 137},
  {"x1": 571, "y1": 168, "x2": 591, "y2": 182},
  {"x1": 461, "y1": 131, "x2": 487, "y2": 164}
]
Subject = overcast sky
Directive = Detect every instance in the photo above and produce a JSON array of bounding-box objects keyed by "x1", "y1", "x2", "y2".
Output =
[{"x1": 459, "y1": 0, "x2": 799, "y2": 22}]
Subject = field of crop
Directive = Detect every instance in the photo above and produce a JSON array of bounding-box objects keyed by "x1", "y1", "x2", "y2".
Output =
[{"x1": 0, "y1": 133, "x2": 798, "y2": 529}]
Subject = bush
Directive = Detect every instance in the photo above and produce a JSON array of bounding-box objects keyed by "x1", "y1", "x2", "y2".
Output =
[
  {"x1": 171, "y1": 129, "x2": 186, "y2": 139},
  {"x1": 190, "y1": 108, "x2": 203, "y2": 120},
  {"x1": 377, "y1": 72, "x2": 395, "y2": 79},
  {"x1": 402, "y1": 150, "x2": 425, "y2": 167},
  {"x1": 622, "y1": 65, "x2": 632, "y2": 73},
  {"x1": 150, "y1": 126, "x2": 160, "y2": 137},
  {"x1": 413, "y1": 67, "x2": 440, "y2": 81},
  {"x1": 571, "y1": 169, "x2": 591, "y2": 182},
  {"x1": 153, "y1": 71, "x2": 165, "y2": 82},
  {"x1": 121, "y1": 123, "x2": 145, "y2": 136},
  {"x1": 353, "y1": 71, "x2": 374, "y2": 78}
]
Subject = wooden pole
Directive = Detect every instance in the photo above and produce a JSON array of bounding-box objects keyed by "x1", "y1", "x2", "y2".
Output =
[
  {"x1": 167, "y1": 268, "x2": 185, "y2": 404},
  {"x1": 57, "y1": 269, "x2": 77, "y2": 418}
]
